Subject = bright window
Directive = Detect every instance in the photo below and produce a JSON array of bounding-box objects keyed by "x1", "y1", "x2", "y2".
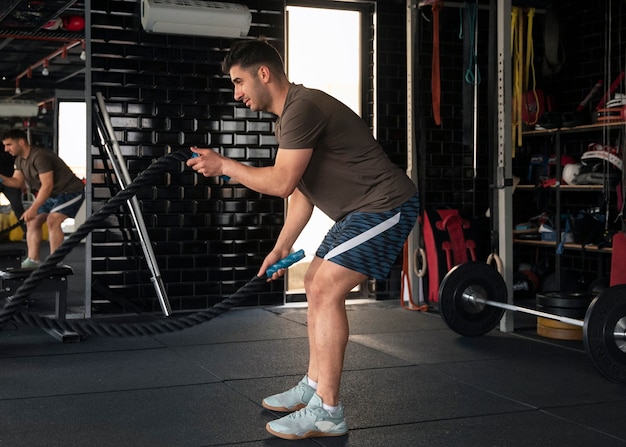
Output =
[
  {"x1": 285, "y1": 4, "x2": 364, "y2": 293},
  {"x1": 286, "y1": 6, "x2": 361, "y2": 114},
  {"x1": 58, "y1": 101, "x2": 87, "y2": 181}
]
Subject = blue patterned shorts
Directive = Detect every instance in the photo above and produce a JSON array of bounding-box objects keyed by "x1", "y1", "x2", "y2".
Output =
[
  {"x1": 316, "y1": 193, "x2": 419, "y2": 280},
  {"x1": 38, "y1": 190, "x2": 85, "y2": 218}
]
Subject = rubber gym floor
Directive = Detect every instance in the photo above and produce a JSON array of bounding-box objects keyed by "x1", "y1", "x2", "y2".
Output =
[{"x1": 1, "y1": 241, "x2": 625, "y2": 446}]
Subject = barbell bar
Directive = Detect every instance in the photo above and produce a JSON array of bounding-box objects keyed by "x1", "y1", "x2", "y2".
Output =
[
  {"x1": 462, "y1": 290, "x2": 584, "y2": 327},
  {"x1": 438, "y1": 261, "x2": 626, "y2": 384}
]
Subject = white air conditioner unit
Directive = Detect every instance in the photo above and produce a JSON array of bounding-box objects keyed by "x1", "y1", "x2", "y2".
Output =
[
  {"x1": 140, "y1": 0, "x2": 252, "y2": 38},
  {"x1": 0, "y1": 101, "x2": 39, "y2": 117}
]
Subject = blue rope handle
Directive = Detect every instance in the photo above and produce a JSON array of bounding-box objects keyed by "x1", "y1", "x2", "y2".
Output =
[
  {"x1": 191, "y1": 152, "x2": 230, "y2": 182},
  {"x1": 266, "y1": 249, "x2": 305, "y2": 277}
]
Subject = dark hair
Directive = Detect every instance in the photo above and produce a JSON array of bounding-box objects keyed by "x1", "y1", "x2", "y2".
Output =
[
  {"x1": 2, "y1": 129, "x2": 28, "y2": 142},
  {"x1": 221, "y1": 38, "x2": 285, "y2": 76}
]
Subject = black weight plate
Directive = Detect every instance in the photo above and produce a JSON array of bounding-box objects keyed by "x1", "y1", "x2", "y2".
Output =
[
  {"x1": 439, "y1": 261, "x2": 506, "y2": 337},
  {"x1": 536, "y1": 291, "x2": 596, "y2": 309},
  {"x1": 583, "y1": 285, "x2": 626, "y2": 384}
]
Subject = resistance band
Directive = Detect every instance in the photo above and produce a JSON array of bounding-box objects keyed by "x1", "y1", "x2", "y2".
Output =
[
  {"x1": 431, "y1": 0, "x2": 442, "y2": 125},
  {"x1": 460, "y1": 2, "x2": 481, "y2": 86},
  {"x1": 511, "y1": 7, "x2": 537, "y2": 152},
  {"x1": 511, "y1": 7, "x2": 522, "y2": 152}
]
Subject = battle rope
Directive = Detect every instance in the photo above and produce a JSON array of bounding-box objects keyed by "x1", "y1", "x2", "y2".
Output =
[
  {"x1": 0, "y1": 149, "x2": 301, "y2": 337},
  {"x1": 0, "y1": 221, "x2": 23, "y2": 238}
]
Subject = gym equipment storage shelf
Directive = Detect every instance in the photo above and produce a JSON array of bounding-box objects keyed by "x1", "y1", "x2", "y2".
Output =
[
  {"x1": 516, "y1": 184, "x2": 603, "y2": 191},
  {"x1": 522, "y1": 121, "x2": 626, "y2": 137},
  {"x1": 513, "y1": 121, "x2": 620, "y2": 300}
]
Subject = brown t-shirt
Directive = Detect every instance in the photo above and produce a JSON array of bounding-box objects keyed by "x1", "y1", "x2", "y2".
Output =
[
  {"x1": 15, "y1": 146, "x2": 84, "y2": 196},
  {"x1": 276, "y1": 84, "x2": 416, "y2": 221}
]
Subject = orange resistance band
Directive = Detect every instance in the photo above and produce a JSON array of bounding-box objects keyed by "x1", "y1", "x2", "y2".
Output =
[{"x1": 511, "y1": 7, "x2": 522, "y2": 152}]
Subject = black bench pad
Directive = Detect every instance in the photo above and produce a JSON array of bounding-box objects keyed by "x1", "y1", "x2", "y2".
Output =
[{"x1": 0, "y1": 265, "x2": 74, "y2": 280}]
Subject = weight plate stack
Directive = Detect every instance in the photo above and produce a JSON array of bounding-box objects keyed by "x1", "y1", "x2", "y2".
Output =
[{"x1": 536, "y1": 291, "x2": 595, "y2": 340}]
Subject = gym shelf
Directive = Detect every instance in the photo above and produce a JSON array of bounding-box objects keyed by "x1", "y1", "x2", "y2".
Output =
[
  {"x1": 512, "y1": 238, "x2": 612, "y2": 253},
  {"x1": 516, "y1": 184, "x2": 604, "y2": 191},
  {"x1": 522, "y1": 121, "x2": 626, "y2": 136}
]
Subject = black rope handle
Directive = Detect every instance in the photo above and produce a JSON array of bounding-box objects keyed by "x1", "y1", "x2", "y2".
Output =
[{"x1": 0, "y1": 149, "x2": 276, "y2": 337}]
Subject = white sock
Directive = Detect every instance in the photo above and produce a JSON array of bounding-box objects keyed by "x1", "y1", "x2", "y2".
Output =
[
  {"x1": 322, "y1": 402, "x2": 339, "y2": 413},
  {"x1": 306, "y1": 375, "x2": 318, "y2": 389}
]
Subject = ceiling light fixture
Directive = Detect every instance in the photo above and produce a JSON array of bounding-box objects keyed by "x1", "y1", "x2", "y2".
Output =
[
  {"x1": 14, "y1": 39, "x2": 84, "y2": 86},
  {"x1": 38, "y1": 98, "x2": 54, "y2": 116},
  {"x1": 79, "y1": 40, "x2": 86, "y2": 61}
]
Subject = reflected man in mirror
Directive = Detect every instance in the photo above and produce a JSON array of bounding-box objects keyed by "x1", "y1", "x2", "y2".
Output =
[
  {"x1": 0, "y1": 149, "x2": 26, "y2": 233},
  {"x1": 0, "y1": 129, "x2": 84, "y2": 269}
]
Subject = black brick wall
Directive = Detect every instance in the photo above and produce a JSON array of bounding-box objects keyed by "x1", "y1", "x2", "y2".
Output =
[
  {"x1": 88, "y1": 0, "x2": 409, "y2": 311},
  {"x1": 90, "y1": 0, "x2": 286, "y2": 312},
  {"x1": 414, "y1": 5, "x2": 491, "y2": 214}
]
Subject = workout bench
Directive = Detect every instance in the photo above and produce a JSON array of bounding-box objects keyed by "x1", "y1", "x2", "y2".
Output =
[
  {"x1": 0, "y1": 245, "x2": 25, "y2": 270},
  {"x1": 0, "y1": 265, "x2": 79, "y2": 342}
]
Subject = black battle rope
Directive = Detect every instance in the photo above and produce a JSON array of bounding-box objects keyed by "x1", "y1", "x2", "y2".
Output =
[
  {"x1": 0, "y1": 221, "x2": 23, "y2": 238},
  {"x1": 0, "y1": 149, "x2": 275, "y2": 337}
]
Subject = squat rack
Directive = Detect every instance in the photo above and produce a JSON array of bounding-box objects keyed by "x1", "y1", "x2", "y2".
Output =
[{"x1": 405, "y1": 0, "x2": 515, "y2": 331}]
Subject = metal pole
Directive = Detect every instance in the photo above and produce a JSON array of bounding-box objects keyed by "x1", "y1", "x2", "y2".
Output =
[
  {"x1": 472, "y1": 5, "x2": 479, "y2": 217},
  {"x1": 466, "y1": 293, "x2": 585, "y2": 327},
  {"x1": 496, "y1": 0, "x2": 514, "y2": 332},
  {"x1": 94, "y1": 92, "x2": 172, "y2": 317},
  {"x1": 406, "y1": 0, "x2": 422, "y2": 305}
]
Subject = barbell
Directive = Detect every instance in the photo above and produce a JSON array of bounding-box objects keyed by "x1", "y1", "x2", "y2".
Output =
[{"x1": 438, "y1": 261, "x2": 626, "y2": 385}]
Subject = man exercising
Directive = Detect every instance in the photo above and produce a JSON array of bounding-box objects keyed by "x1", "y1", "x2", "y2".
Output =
[
  {"x1": 188, "y1": 38, "x2": 419, "y2": 440},
  {"x1": 1, "y1": 129, "x2": 84, "y2": 268}
]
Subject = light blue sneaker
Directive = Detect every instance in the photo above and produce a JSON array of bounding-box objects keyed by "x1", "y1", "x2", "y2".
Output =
[
  {"x1": 266, "y1": 393, "x2": 348, "y2": 440},
  {"x1": 20, "y1": 258, "x2": 41, "y2": 269},
  {"x1": 262, "y1": 376, "x2": 315, "y2": 412}
]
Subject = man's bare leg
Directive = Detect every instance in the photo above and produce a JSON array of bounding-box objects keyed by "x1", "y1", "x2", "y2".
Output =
[{"x1": 304, "y1": 256, "x2": 367, "y2": 406}]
